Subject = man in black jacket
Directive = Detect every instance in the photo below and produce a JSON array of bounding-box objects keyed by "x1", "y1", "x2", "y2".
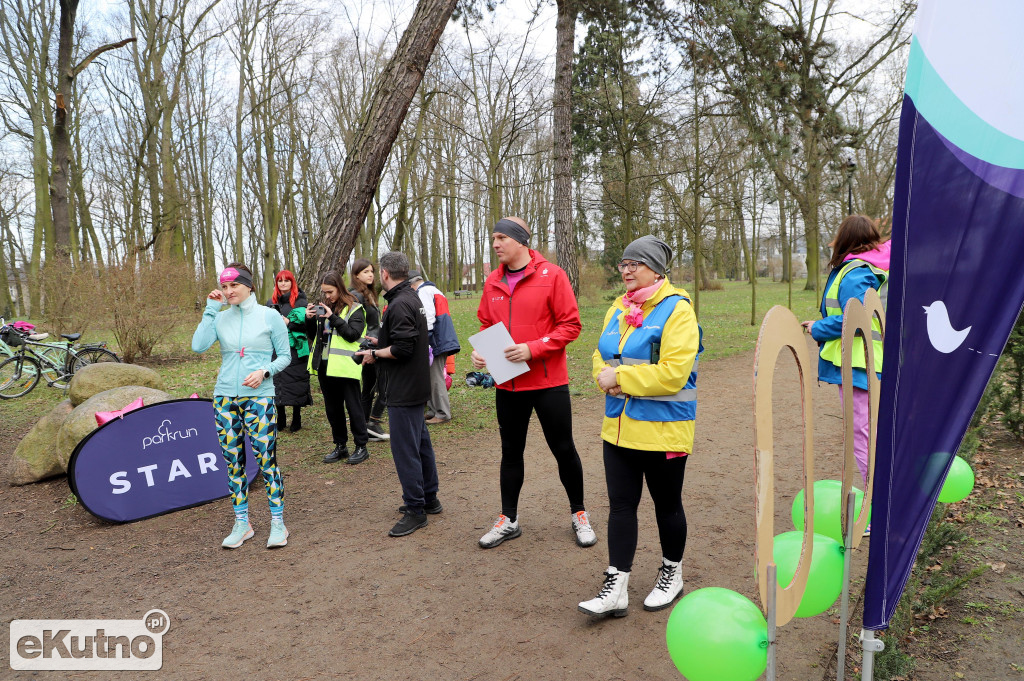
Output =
[{"x1": 356, "y1": 251, "x2": 440, "y2": 537}]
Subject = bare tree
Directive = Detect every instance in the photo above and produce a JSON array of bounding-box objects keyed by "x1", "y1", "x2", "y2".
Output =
[
  {"x1": 50, "y1": 0, "x2": 134, "y2": 261},
  {"x1": 300, "y1": 0, "x2": 458, "y2": 288}
]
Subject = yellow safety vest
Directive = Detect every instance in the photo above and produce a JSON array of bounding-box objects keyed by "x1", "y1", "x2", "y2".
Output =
[
  {"x1": 308, "y1": 303, "x2": 365, "y2": 380},
  {"x1": 819, "y1": 260, "x2": 886, "y2": 372}
]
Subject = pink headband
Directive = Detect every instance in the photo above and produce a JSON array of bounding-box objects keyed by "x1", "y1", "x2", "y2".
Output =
[{"x1": 219, "y1": 267, "x2": 253, "y2": 289}]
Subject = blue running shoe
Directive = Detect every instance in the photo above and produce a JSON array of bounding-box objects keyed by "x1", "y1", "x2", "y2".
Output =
[
  {"x1": 222, "y1": 520, "x2": 254, "y2": 549},
  {"x1": 267, "y1": 518, "x2": 289, "y2": 548}
]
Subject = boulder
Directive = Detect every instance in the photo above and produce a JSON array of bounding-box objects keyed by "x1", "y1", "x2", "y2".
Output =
[
  {"x1": 8, "y1": 400, "x2": 74, "y2": 486},
  {"x1": 68, "y1": 363, "x2": 164, "y2": 407},
  {"x1": 56, "y1": 386, "x2": 173, "y2": 470}
]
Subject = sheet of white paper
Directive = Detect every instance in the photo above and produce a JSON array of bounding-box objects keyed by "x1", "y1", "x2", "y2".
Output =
[{"x1": 468, "y1": 322, "x2": 530, "y2": 385}]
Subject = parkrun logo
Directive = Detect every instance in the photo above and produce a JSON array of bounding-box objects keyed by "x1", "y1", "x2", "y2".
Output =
[
  {"x1": 10, "y1": 609, "x2": 169, "y2": 671},
  {"x1": 142, "y1": 419, "x2": 198, "y2": 449}
]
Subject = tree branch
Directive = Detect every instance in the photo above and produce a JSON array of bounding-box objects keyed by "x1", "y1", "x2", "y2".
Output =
[{"x1": 71, "y1": 37, "x2": 137, "y2": 78}]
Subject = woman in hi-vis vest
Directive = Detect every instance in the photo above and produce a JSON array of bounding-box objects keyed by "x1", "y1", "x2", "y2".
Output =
[
  {"x1": 802, "y1": 215, "x2": 890, "y2": 500},
  {"x1": 305, "y1": 270, "x2": 369, "y2": 465},
  {"x1": 578, "y1": 235, "x2": 702, "y2": 619}
]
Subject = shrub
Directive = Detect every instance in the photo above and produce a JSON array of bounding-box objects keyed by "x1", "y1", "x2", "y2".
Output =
[
  {"x1": 40, "y1": 264, "x2": 107, "y2": 338},
  {"x1": 106, "y1": 260, "x2": 205, "y2": 363},
  {"x1": 578, "y1": 257, "x2": 616, "y2": 306},
  {"x1": 985, "y1": 308, "x2": 1024, "y2": 438}
]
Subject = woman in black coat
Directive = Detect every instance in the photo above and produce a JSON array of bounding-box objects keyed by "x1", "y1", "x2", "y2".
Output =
[
  {"x1": 267, "y1": 269, "x2": 313, "y2": 432},
  {"x1": 350, "y1": 258, "x2": 388, "y2": 441}
]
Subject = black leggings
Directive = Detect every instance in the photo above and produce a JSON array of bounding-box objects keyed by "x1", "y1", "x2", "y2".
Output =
[
  {"x1": 360, "y1": 362, "x2": 386, "y2": 422},
  {"x1": 317, "y1": 370, "x2": 367, "y2": 447},
  {"x1": 496, "y1": 385, "x2": 585, "y2": 520},
  {"x1": 603, "y1": 441, "x2": 688, "y2": 572}
]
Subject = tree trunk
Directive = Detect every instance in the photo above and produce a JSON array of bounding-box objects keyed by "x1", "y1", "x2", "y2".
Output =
[
  {"x1": 29, "y1": 123, "x2": 50, "y2": 316},
  {"x1": 777, "y1": 179, "x2": 790, "y2": 283},
  {"x1": 300, "y1": 0, "x2": 458, "y2": 288},
  {"x1": 553, "y1": 0, "x2": 578, "y2": 296},
  {"x1": 50, "y1": 0, "x2": 78, "y2": 262},
  {"x1": 0, "y1": 210, "x2": 14, "y2": 318},
  {"x1": 159, "y1": 104, "x2": 186, "y2": 261}
]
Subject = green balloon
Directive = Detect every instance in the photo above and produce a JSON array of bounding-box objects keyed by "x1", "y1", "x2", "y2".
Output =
[
  {"x1": 772, "y1": 531, "x2": 845, "y2": 618},
  {"x1": 938, "y1": 455, "x2": 975, "y2": 503},
  {"x1": 791, "y1": 480, "x2": 870, "y2": 544},
  {"x1": 666, "y1": 587, "x2": 767, "y2": 681}
]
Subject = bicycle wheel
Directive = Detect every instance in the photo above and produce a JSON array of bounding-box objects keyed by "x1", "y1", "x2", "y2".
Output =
[
  {"x1": 0, "y1": 355, "x2": 41, "y2": 398},
  {"x1": 35, "y1": 346, "x2": 71, "y2": 388},
  {"x1": 72, "y1": 347, "x2": 121, "y2": 371}
]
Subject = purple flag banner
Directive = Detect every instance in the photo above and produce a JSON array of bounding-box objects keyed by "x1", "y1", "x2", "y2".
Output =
[
  {"x1": 864, "y1": 0, "x2": 1024, "y2": 629},
  {"x1": 68, "y1": 399, "x2": 257, "y2": 524}
]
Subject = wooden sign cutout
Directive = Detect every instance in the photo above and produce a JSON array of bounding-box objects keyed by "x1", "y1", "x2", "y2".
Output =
[
  {"x1": 839, "y1": 289, "x2": 884, "y2": 550},
  {"x1": 753, "y1": 305, "x2": 816, "y2": 627}
]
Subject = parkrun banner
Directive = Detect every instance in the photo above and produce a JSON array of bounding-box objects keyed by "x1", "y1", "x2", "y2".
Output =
[
  {"x1": 68, "y1": 399, "x2": 256, "y2": 523},
  {"x1": 864, "y1": 0, "x2": 1024, "y2": 629}
]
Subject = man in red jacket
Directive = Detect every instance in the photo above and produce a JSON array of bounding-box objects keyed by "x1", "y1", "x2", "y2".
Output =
[{"x1": 472, "y1": 216, "x2": 597, "y2": 549}]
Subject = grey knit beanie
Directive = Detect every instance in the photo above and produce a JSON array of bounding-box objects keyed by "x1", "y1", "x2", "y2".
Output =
[{"x1": 621, "y1": 235, "x2": 673, "y2": 275}]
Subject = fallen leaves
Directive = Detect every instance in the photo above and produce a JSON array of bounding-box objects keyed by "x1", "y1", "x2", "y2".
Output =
[{"x1": 914, "y1": 606, "x2": 949, "y2": 621}]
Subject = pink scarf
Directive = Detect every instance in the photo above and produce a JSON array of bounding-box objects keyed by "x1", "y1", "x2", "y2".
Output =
[{"x1": 621, "y1": 280, "x2": 664, "y2": 327}]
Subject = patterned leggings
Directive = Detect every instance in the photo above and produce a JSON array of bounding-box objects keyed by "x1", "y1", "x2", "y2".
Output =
[{"x1": 213, "y1": 396, "x2": 284, "y2": 512}]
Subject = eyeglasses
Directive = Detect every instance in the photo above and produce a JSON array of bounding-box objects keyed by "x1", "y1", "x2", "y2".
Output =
[{"x1": 616, "y1": 261, "x2": 644, "y2": 273}]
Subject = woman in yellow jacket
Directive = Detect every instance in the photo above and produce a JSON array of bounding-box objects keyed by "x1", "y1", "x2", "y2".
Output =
[{"x1": 578, "y1": 235, "x2": 702, "y2": 618}]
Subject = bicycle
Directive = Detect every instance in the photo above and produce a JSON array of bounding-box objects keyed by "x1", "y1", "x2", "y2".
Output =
[
  {"x1": 0, "y1": 318, "x2": 121, "y2": 367},
  {"x1": 36, "y1": 335, "x2": 120, "y2": 377},
  {"x1": 0, "y1": 328, "x2": 41, "y2": 398},
  {"x1": 0, "y1": 321, "x2": 121, "y2": 397}
]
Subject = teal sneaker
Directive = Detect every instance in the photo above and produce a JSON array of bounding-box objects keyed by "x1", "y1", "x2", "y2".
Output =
[
  {"x1": 222, "y1": 520, "x2": 254, "y2": 549},
  {"x1": 267, "y1": 518, "x2": 289, "y2": 548}
]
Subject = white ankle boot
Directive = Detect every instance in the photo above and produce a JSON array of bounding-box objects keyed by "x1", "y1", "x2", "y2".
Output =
[
  {"x1": 578, "y1": 567, "x2": 629, "y2": 617},
  {"x1": 643, "y1": 558, "x2": 684, "y2": 611}
]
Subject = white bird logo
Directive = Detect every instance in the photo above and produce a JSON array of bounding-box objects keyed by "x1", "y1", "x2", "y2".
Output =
[{"x1": 923, "y1": 301, "x2": 971, "y2": 353}]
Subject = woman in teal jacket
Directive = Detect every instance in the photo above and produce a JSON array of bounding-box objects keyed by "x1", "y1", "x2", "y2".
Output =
[{"x1": 192, "y1": 263, "x2": 292, "y2": 550}]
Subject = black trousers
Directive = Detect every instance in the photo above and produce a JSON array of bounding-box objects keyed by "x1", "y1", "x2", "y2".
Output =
[
  {"x1": 387, "y1": 403, "x2": 439, "y2": 512},
  {"x1": 496, "y1": 385, "x2": 585, "y2": 519},
  {"x1": 603, "y1": 441, "x2": 688, "y2": 572},
  {"x1": 316, "y1": 369, "x2": 367, "y2": 448},
  {"x1": 360, "y1": 363, "x2": 386, "y2": 422}
]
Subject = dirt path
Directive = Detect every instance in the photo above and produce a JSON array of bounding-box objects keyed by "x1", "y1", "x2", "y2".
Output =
[{"x1": 0, "y1": 344, "x2": 1016, "y2": 680}]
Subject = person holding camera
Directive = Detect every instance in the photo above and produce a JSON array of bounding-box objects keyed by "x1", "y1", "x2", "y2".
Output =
[
  {"x1": 267, "y1": 270, "x2": 312, "y2": 432},
  {"x1": 355, "y1": 251, "x2": 440, "y2": 538},
  {"x1": 305, "y1": 271, "x2": 370, "y2": 465},
  {"x1": 191, "y1": 263, "x2": 291, "y2": 549},
  {"x1": 349, "y1": 258, "x2": 389, "y2": 441}
]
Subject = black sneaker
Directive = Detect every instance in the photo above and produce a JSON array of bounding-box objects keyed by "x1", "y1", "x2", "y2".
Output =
[
  {"x1": 398, "y1": 498, "x2": 443, "y2": 514},
  {"x1": 323, "y1": 445, "x2": 349, "y2": 463},
  {"x1": 366, "y1": 421, "x2": 390, "y2": 440},
  {"x1": 388, "y1": 511, "x2": 428, "y2": 537},
  {"x1": 347, "y1": 445, "x2": 369, "y2": 465}
]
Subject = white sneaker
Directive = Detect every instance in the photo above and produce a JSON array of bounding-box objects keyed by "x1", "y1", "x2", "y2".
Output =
[
  {"x1": 578, "y1": 567, "x2": 630, "y2": 617},
  {"x1": 643, "y1": 558, "x2": 684, "y2": 611},
  {"x1": 478, "y1": 514, "x2": 521, "y2": 548},
  {"x1": 572, "y1": 510, "x2": 598, "y2": 547}
]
